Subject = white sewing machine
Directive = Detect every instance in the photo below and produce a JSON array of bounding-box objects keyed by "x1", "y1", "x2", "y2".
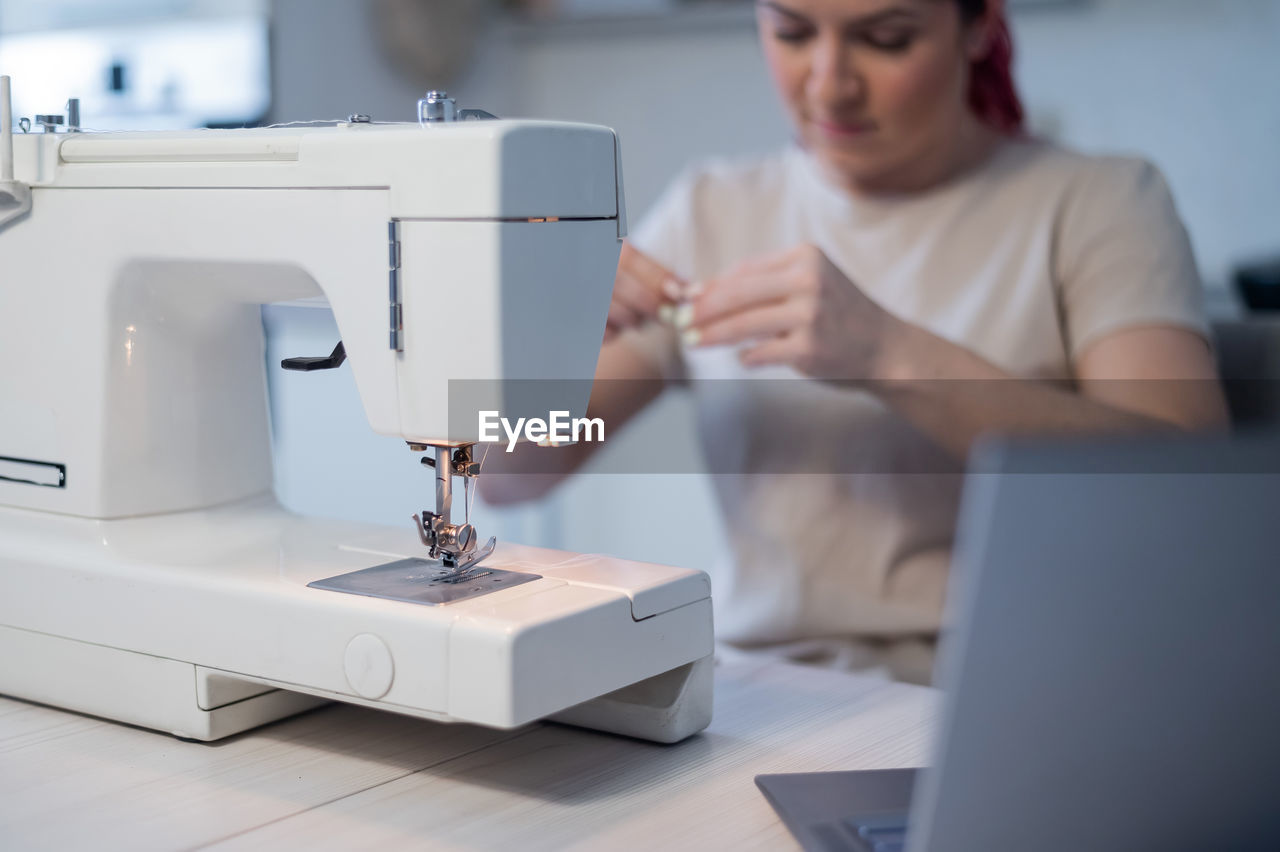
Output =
[{"x1": 0, "y1": 84, "x2": 713, "y2": 743}]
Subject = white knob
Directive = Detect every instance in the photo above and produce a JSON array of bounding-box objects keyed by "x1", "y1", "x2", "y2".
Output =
[{"x1": 343, "y1": 633, "x2": 395, "y2": 699}]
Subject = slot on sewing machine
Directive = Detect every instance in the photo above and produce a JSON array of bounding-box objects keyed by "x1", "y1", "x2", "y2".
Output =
[
  {"x1": 0, "y1": 456, "x2": 66, "y2": 488},
  {"x1": 0, "y1": 86, "x2": 714, "y2": 745}
]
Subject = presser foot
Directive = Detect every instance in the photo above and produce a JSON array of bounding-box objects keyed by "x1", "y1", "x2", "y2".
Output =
[
  {"x1": 451, "y1": 535, "x2": 497, "y2": 575},
  {"x1": 411, "y1": 513, "x2": 496, "y2": 575}
]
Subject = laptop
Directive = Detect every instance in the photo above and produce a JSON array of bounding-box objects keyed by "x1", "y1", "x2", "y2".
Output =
[{"x1": 757, "y1": 433, "x2": 1280, "y2": 852}]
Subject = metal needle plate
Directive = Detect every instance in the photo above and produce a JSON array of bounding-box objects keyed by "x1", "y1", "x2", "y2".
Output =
[{"x1": 308, "y1": 557, "x2": 541, "y2": 605}]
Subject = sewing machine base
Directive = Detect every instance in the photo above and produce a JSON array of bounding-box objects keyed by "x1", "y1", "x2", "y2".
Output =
[
  {"x1": 0, "y1": 624, "x2": 714, "y2": 743},
  {"x1": 0, "y1": 498, "x2": 714, "y2": 744}
]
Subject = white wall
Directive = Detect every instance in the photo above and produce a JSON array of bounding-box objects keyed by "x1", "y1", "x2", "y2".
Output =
[
  {"x1": 1009, "y1": 0, "x2": 1280, "y2": 290},
  {"x1": 266, "y1": 0, "x2": 1280, "y2": 568}
]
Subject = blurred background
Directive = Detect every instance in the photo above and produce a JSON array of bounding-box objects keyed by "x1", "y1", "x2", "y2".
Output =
[{"x1": 2, "y1": 0, "x2": 1277, "y2": 570}]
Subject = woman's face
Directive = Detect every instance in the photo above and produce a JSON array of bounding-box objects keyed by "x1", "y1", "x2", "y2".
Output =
[{"x1": 757, "y1": 0, "x2": 990, "y2": 194}]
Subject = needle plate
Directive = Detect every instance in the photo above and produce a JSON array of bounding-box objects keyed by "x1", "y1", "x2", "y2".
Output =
[{"x1": 308, "y1": 557, "x2": 541, "y2": 605}]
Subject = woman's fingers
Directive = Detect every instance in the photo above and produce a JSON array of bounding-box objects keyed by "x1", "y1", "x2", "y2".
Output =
[
  {"x1": 621, "y1": 242, "x2": 682, "y2": 312},
  {"x1": 683, "y1": 270, "x2": 793, "y2": 331},
  {"x1": 608, "y1": 242, "x2": 684, "y2": 331},
  {"x1": 737, "y1": 333, "x2": 803, "y2": 369},
  {"x1": 690, "y1": 249, "x2": 806, "y2": 328},
  {"x1": 607, "y1": 298, "x2": 641, "y2": 332},
  {"x1": 686, "y1": 299, "x2": 800, "y2": 347},
  {"x1": 613, "y1": 267, "x2": 664, "y2": 317}
]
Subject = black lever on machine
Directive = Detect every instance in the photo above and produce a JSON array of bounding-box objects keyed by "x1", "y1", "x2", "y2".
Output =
[{"x1": 281, "y1": 341, "x2": 346, "y2": 372}]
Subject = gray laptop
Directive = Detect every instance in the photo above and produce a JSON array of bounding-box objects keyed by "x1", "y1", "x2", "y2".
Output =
[{"x1": 757, "y1": 432, "x2": 1280, "y2": 852}]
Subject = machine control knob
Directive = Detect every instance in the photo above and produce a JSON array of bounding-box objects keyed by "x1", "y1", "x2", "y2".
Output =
[
  {"x1": 34, "y1": 114, "x2": 63, "y2": 133},
  {"x1": 418, "y1": 90, "x2": 455, "y2": 124},
  {"x1": 343, "y1": 633, "x2": 394, "y2": 700}
]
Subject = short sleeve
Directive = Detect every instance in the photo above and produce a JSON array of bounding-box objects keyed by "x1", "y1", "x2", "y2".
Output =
[
  {"x1": 1054, "y1": 158, "x2": 1209, "y2": 360},
  {"x1": 628, "y1": 167, "x2": 700, "y2": 274},
  {"x1": 611, "y1": 170, "x2": 703, "y2": 382}
]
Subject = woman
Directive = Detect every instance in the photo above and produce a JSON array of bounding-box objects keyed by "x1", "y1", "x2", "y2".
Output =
[{"x1": 483, "y1": 0, "x2": 1228, "y2": 683}]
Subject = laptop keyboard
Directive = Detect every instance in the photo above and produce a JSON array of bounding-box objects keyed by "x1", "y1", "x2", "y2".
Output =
[{"x1": 810, "y1": 812, "x2": 910, "y2": 852}]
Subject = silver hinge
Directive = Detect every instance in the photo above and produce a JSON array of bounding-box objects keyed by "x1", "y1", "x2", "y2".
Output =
[
  {"x1": 388, "y1": 220, "x2": 403, "y2": 351},
  {"x1": 611, "y1": 129, "x2": 628, "y2": 241}
]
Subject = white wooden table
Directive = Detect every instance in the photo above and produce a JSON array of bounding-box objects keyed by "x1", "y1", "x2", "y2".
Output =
[{"x1": 0, "y1": 660, "x2": 936, "y2": 851}]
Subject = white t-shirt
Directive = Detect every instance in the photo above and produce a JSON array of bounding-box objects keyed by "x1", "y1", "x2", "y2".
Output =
[{"x1": 621, "y1": 138, "x2": 1208, "y2": 683}]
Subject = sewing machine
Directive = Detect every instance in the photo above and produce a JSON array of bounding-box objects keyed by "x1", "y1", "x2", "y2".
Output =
[{"x1": 0, "y1": 84, "x2": 713, "y2": 743}]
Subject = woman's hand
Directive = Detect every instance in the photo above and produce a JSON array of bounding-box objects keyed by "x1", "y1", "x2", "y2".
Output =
[
  {"x1": 668, "y1": 244, "x2": 1226, "y2": 461},
  {"x1": 678, "y1": 243, "x2": 906, "y2": 380},
  {"x1": 605, "y1": 241, "x2": 686, "y2": 343}
]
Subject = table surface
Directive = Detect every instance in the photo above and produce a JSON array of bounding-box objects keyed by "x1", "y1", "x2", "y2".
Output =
[{"x1": 0, "y1": 659, "x2": 936, "y2": 851}]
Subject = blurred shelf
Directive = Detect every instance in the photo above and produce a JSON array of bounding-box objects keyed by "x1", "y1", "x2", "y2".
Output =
[
  {"x1": 500, "y1": 0, "x2": 1083, "y2": 41},
  {"x1": 503, "y1": 2, "x2": 757, "y2": 41}
]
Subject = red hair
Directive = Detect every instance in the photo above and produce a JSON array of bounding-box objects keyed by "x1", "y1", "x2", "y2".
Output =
[{"x1": 967, "y1": 13, "x2": 1024, "y2": 135}]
